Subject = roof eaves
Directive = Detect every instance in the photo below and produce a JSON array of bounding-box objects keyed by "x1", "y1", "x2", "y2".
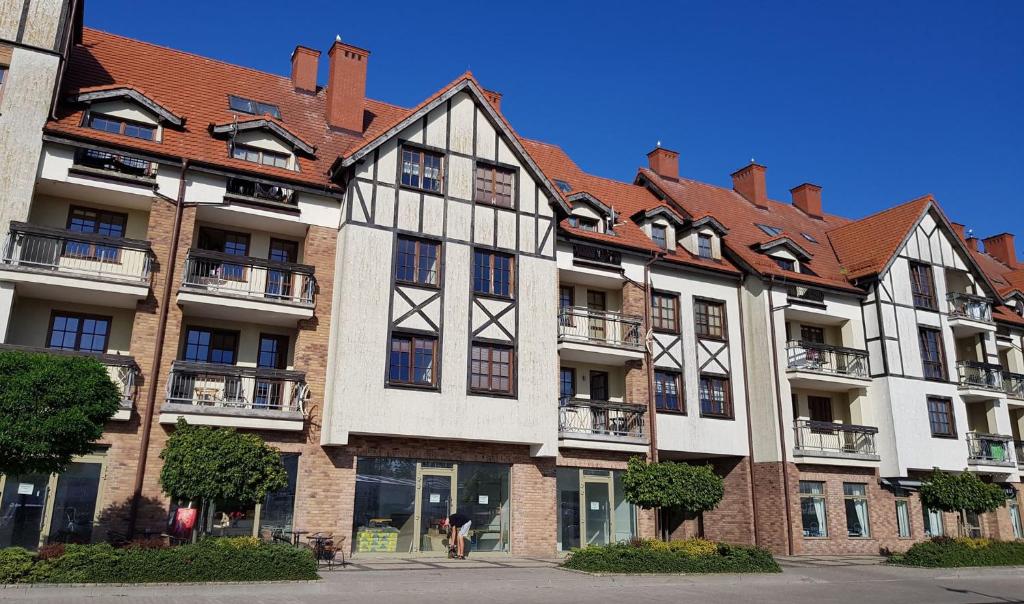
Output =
[
  {"x1": 71, "y1": 87, "x2": 185, "y2": 127},
  {"x1": 757, "y1": 237, "x2": 813, "y2": 261},
  {"x1": 567, "y1": 191, "x2": 614, "y2": 218},
  {"x1": 210, "y1": 119, "x2": 316, "y2": 156}
]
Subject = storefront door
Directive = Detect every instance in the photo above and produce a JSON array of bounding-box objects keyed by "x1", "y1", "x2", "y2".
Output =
[
  {"x1": 581, "y1": 474, "x2": 612, "y2": 546},
  {"x1": 413, "y1": 465, "x2": 456, "y2": 553},
  {"x1": 0, "y1": 473, "x2": 49, "y2": 549}
]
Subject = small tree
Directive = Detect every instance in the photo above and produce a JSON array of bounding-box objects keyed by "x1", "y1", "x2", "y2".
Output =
[
  {"x1": 919, "y1": 468, "x2": 1007, "y2": 537},
  {"x1": 159, "y1": 419, "x2": 288, "y2": 537},
  {"x1": 622, "y1": 457, "x2": 724, "y2": 539},
  {"x1": 0, "y1": 350, "x2": 120, "y2": 476}
]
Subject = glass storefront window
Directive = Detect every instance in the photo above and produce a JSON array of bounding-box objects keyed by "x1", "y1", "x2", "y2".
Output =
[
  {"x1": 1010, "y1": 504, "x2": 1022, "y2": 540},
  {"x1": 843, "y1": 483, "x2": 870, "y2": 538},
  {"x1": 895, "y1": 499, "x2": 911, "y2": 538},
  {"x1": 799, "y1": 481, "x2": 827, "y2": 538},
  {"x1": 259, "y1": 454, "x2": 299, "y2": 536},
  {"x1": 923, "y1": 507, "x2": 943, "y2": 537},
  {"x1": 556, "y1": 469, "x2": 580, "y2": 551},
  {"x1": 353, "y1": 458, "x2": 417, "y2": 553},
  {"x1": 48, "y1": 462, "x2": 102, "y2": 544},
  {"x1": 556, "y1": 467, "x2": 637, "y2": 551},
  {"x1": 0, "y1": 474, "x2": 50, "y2": 549},
  {"x1": 456, "y1": 463, "x2": 510, "y2": 552}
]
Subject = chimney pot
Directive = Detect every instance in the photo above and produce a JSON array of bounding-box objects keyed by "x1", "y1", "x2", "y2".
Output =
[
  {"x1": 482, "y1": 88, "x2": 502, "y2": 113},
  {"x1": 732, "y1": 163, "x2": 768, "y2": 209},
  {"x1": 326, "y1": 39, "x2": 369, "y2": 132},
  {"x1": 790, "y1": 183, "x2": 823, "y2": 219},
  {"x1": 290, "y1": 45, "x2": 320, "y2": 93},
  {"x1": 982, "y1": 233, "x2": 1019, "y2": 268},
  {"x1": 646, "y1": 146, "x2": 679, "y2": 181}
]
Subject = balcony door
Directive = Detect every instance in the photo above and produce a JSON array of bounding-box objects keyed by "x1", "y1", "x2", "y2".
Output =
[
  {"x1": 197, "y1": 227, "x2": 250, "y2": 281},
  {"x1": 586, "y1": 291, "x2": 606, "y2": 342},
  {"x1": 266, "y1": 239, "x2": 298, "y2": 300}
]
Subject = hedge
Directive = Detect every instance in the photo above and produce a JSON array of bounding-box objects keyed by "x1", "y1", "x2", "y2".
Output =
[
  {"x1": 889, "y1": 537, "x2": 1024, "y2": 568},
  {"x1": 1, "y1": 538, "x2": 318, "y2": 584},
  {"x1": 562, "y1": 539, "x2": 780, "y2": 574}
]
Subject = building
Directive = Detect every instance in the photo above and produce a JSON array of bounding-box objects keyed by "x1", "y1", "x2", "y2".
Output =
[{"x1": 0, "y1": 12, "x2": 1020, "y2": 555}]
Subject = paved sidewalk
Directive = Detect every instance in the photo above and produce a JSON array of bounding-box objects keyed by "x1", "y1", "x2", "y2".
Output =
[
  {"x1": 339, "y1": 554, "x2": 561, "y2": 572},
  {"x1": 776, "y1": 554, "x2": 886, "y2": 567}
]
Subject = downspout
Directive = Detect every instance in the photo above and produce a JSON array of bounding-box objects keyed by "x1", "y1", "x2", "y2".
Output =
[
  {"x1": 48, "y1": 0, "x2": 79, "y2": 121},
  {"x1": 642, "y1": 251, "x2": 663, "y2": 538},
  {"x1": 735, "y1": 278, "x2": 760, "y2": 547},
  {"x1": 127, "y1": 158, "x2": 189, "y2": 536},
  {"x1": 766, "y1": 276, "x2": 795, "y2": 555}
]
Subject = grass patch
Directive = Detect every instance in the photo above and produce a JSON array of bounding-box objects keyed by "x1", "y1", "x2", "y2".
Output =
[
  {"x1": 562, "y1": 538, "x2": 780, "y2": 574},
  {"x1": 888, "y1": 537, "x2": 1024, "y2": 568}
]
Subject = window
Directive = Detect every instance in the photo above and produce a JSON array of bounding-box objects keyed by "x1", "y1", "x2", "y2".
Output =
[
  {"x1": 1010, "y1": 503, "x2": 1022, "y2": 540},
  {"x1": 964, "y1": 510, "x2": 982, "y2": 538},
  {"x1": 389, "y1": 334, "x2": 437, "y2": 387},
  {"x1": 567, "y1": 216, "x2": 598, "y2": 231},
  {"x1": 198, "y1": 227, "x2": 250, "y2": 281},
  {"x1": 651, "y1": 224, "x2": 667, "y2": 249},
  {"x1": 474, "y1": 163, "x2": 515, "y2": 208},
  {"x1": 590, "y1": 370, "x2": 609, "y2": 401},
  {"x1": 699, "y1": 375, "x2": 732, "y2": 418},
  {"x1": 927, "y1": 396, "x2": 956, "y2": 437},
  {"x1": 923, "y1": 507, "x2": 944, "y2": 537},
  {"x1": 800, "y1": 325, "x2": 825, "y2": 344},
  {"x1": 919, "y1": 327, "x2": 946, "y2": 381},
  {"x1": 87, "y1": 113, "x2": 156, "y2": 141},
  {"x1": 554, "y1": 179, "x2": 572, "y2": 193},
  {"x1": 651, "y1": 292, "x2": 679, "y2": 333},
  {"x1": 756, "y1": 224, "x2": 783, "y2": 237},
  {"x1": 472, "y1": 250, "x2": 514, "y2": 297},
  {"x1": 232, "y1": 143, "x2": 289, "y2": 169},
  {"x1": 228, "y1": 95, "x2": 281, "y2": 119},
  {"x1": 0, "y1": 66, "x2": 7, "y2": 103},
  {"x1": 257, "y1": 334, "x2": 289, "y2": 370},
  {"x1": 694, "y1": 299, "x2": 726, "y2": 339},
  {"x1": 559, "y1": 367, "x2": 575, "y2": 403},
  {"x1": 799, "y1": 481, "x2": 828, "y2": 537},
  {"x1": 910, "y1": 262, "x2": 936, "y2": 309},
  {"x1": 697, "y1": 234, "x2": 713, "y2": 259},
  {"x1": 395, "y1": 236, "x2": 440, "y2": 286},
  {"x1": 183, "y1": 328, "x2": 239, "y2": 364},
  {"x1": 801, "y1": 232, "x2": 818, "y2": 243},
  {"x1": 470, "y1": 343, "x2": 512, "y2": 394},
  {"x1": 48, "y1": 312, "x2": 110, "y2": 353},
  {"x1": 654, "y1": 371, "x2": 683, "y2": 413},
  {"x1": 773, "y1": 256, "x2": 796, "y2": 272},
  {"x1": 559, "y1": 286, "x2": 574, "y2": 326},
  {"x1": 895, "y1": 499, "x2": 912, "y2": 538},
  {"x1": 843, "y1": 483, "x2": 870, "y2": 538},
  {"x1": 266, "y1": 239, "x2": 298, "y2": 298},
  {"x1": 401, "y1": 146, "x2": 443, "y2": 193},
  {"x1": 64, "y1": 206, "x2": 128, "y2": 261}
]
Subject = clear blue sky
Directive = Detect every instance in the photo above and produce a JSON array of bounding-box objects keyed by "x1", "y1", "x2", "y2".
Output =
[{"x1": 88, "y1": 1, "x2": 1023, "y2": 238}]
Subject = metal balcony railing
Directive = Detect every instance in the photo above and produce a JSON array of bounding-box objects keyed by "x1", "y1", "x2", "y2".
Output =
[
  {"x1": 558, "y1": 307, "x2": 643, "y2": 350},
  {"x1": 572, "y1": 243, "x2": 621, "y2": 266},
  {"x1": 956, "y1": 361, "x2": 1005, "y2": 391},
  {"x1": 1016, "y1": 442, "x2": 1024, "y2": 467},
  {"x1": 947, "y1": 292, "x2": 993, "y2": 323},
  {"x1": 786, "y1": 341, "x2": 869, "y2": 378},
  {"x1": 1003, "y1": 371, "x2": 1024, "y2": 399},
  {"x1": 1, "y1": 222, "x2": 154, "y2": 284},
  {"x1": 73, "y1": 148, "x2": 156, "y2": 179},
  {"x1": 0, "y1": 344, "x2": 138, "y2": 409},
  {"x1": 166, "y1": 361, "x2": 308, "y2": 413},
  {"x1": 225, "y1": 177, "x2": 295, "y2": 206},
  {"x1": 793, "y1": 420, "x2": 878, "y2": 457},
  {"x1": 181, "y1": 249, "x2": 316, "y2": 306},
  {"x1": 786, "y1": 285, "x2": 825, "y2": 305},
  {"x1": 966, "y1": 432, "x2": 1015, "y2": 465},
  {"x1": 558, "y1": 398, "x2": 647, "y2": 441}
]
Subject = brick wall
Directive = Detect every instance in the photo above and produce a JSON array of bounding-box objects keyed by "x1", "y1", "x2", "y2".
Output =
[{"x1": 751, "y1": 461, "x2": 792, "y2": 554}]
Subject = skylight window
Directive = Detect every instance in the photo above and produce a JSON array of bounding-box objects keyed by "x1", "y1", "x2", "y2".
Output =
[
  {"x1": 801, "y1": 232, "x2": 818, "y2": 243},
  {"x1": 756, "y1": 224, "x2": 782, "y2": 237},
  {"x1": 555, "y1": 179, "x2": 572, "y2": 193},
  {"x1": 229, "y1": 95, "x2": 282, "y2": 119}
]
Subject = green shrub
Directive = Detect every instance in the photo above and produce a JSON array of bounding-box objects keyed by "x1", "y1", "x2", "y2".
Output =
[
  {"x1": 0, "y1": 548, "x2": 34, "y2": 583},
  {"x1": 891, "y1": 537, "x2": 1024, "y2": 568},
  {"x1": 562, "y1": 540, "x2": 780, "y2": 574},
  {"x1": 1, "y1": 541, "x2": 318, "y2": 584}
]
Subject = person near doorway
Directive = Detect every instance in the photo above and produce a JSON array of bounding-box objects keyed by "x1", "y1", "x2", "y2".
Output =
[{"x1": 444, "y1": 511, "x2": 472, "y2": 559}]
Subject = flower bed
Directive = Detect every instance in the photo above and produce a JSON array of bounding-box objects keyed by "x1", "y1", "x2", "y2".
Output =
[
  {"x1": 561, "y1": 538, "x2": 780, "y2": 574},
  {"x1": 0, "y1": 537, "x2": 318, "y2": 584},
  {"x1": 888, "y1": 537, "x2": 1024, "y2": 568}
]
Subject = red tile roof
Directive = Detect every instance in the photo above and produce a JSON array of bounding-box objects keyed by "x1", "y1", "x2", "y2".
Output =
[{"x1": 826, "y1": 195, "x2": 934, "y2": 280}]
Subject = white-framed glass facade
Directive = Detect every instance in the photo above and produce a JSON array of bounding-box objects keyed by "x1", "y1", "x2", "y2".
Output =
[{"x1": 556, "y1": 467, "x2": 637, "y2": 551}]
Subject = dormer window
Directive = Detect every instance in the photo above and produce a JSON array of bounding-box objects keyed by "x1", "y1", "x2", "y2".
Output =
[
  {"x1": 568, "y1": 216, "x2": 599, "y2": 232},
  {"x1": 229, "y1": 95, "x2": 281, "y2": 119},
  {"x1": 698, "y1": 234, "x2": 713, "y2": 259},
  {"x1": 87, "y1": 114, "x2": 156, "y2": 141},
  {"x1": 773, "y1": 256, "x2": 796, "y2": 272},
  {"x1": 555, "y1": 179, "x2": 572, "y2": 194},
  {"x1": 232, "y1": 143, "x2": 289, "y2": 169},
  {"x1": 757, "y1": 224, "x2": 783, "y2": 237},
  {"x1": 652, "y1": 224, "x2": 668, "y2": 249}
]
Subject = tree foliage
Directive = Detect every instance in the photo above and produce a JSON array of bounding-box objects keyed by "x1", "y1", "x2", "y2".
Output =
[
  {"x1": 919, "y1": 468, "x2": 1006, "y2": 515},
  {"x1": 0, "y1": 350, "x2": 120, "y2": 476},
  {"x1": 622, "y1": 457, "x2": 724, "y2": 513},
  {"x1": 159, "y1": 419, "x2": 287, "y2": 509}
]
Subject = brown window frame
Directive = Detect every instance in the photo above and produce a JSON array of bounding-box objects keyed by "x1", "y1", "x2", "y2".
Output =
[
  {"x1": 800, "y1": 325, "x2": 825, "y2": 344},
  {"x1": 697, "y1": 233, "x2": 713, "y2": 259},
  {"x1": 694, "y1": 298, "x2": 727, "y2": 340},
  {"x1": 388, "y1": 333, "x2": 438, "y2": 388},
  {"x1": 85, "y1": 112, "x2": 157, "y2": 141},
  {"x1": 231, "y1": 142, "x2": 289, "y2": 169},
  {"x1": 0, "y1": 65, "x2": 7, "y2": 104},
  {"x1": 567, "y1": 216, "x2": 599, "y2": 232},
  {"x1": 698, "y1": 374, "x2": 733, "y2": 419},
  {"x1": 926, "y1": 396, "x2": 957, "y2": 438},
  {"x1": 910, "y1": 262, "x2": 937, "y2": 310},
  {"x1": 654, "y1": 370, "x2": 684, "y2": 414},
  {"x1": 473, "y1": 161, "x2": 515, "y2": 208},
  {"x1": 46, "y1": 310, "x2": 112, "y2": 353},
  {"x1": 651, "y1": 224, "x2": 668, "y2": 249},
  {"x1": 63, "y1": 205, "x2": 129, "y2": 263},
  {"x1": 470, "y1": 342, "x2": 514, "y2": 395},
  {"x1": 257, "y1": 333, "x2": 290, "y2": 370},
  {"x1": 181, "y1": 326, "x2": 241, "y2": 365},
  {"x1": 918, "y1": 326, "x2": 947, "y2": 381},
  {"x1": 651, "y1": 291, "x2": 680, "y2": 333},
  {"x1": 773, "y1": 256, "x2": 796, "y2": 272},
  {"x1": 197, "y1": 226, "x2": 251, "y2": 282},
  {"x1": 394, "y1": 235, "x2": 442, "y2": 288},
  {"x1": 472, "y1": 249, "x2": 515, "y2": 298},
  {"x1": 400, "y1": 144, "x2": 445, "y2": 193}
]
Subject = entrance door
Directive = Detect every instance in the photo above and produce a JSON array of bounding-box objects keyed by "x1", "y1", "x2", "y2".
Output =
[
  {"x1": 413, "y1": 465, "x2": 456, "y2": 553},
  {"x1": 580, "y1": 474, "x2": 613, "y2": 546},
  {"x1": 587, "y1": 290, "x2": 607, "y2": 342},
  {"x1": 0, "y1": 474, "x2": 50, "y2": 549}
]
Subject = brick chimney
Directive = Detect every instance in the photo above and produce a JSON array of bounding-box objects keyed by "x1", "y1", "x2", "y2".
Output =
[
  {"x1": 482, "y1": 88, "x2": 502, "y2": 113},
  {"x1": 966, "y1": 236, "x2": 980, "y2": 252},
  {"x1": 647, "y1": 146, "x2": 679, "y2": 180},
  {"x1": 950, "y1": 222, "x2": 966, "y2": 240},
  {"x1": 290, "y1": 46, "x2": 320, "y2": 93},
  {"x1": 790, "y1": 183, "x2": 822, "y2": 219},
  {"x1": 983, "y1": 233, "x2": 1019, "y2": 268},
  {"x1": 732, "y1": 163, "x2": 768, "y2": 209},
  {"x1": 326, "y1": 38, "x2": 369, "y2": 132}
]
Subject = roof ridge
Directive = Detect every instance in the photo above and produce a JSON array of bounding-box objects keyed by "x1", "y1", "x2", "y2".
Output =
[{"x1": 826, "y1": 194, "x2": 933, "y2": 234}]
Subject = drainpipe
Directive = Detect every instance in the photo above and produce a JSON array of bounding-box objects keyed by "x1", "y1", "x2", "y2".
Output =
[
  {"x1": 766, "y1": 276, "x2": 795, "y2": 555},
  {"x1": 735, "y1": 278, "x2": 760, "y2": 547},
  {"x1": 127, "y1": 158, "x2": 189, "y2": 536},
  {"x1": 641, "y1": 251, "x2": 663, "y2": 538}
]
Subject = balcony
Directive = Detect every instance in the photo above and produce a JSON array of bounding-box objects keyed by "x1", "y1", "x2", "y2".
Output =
[
  {"x1": 557, "y1": 307, "x2": 644, "y2": 364},
  {"x1": 947, "y1": 293, "x2": 996, "y2": 336},
  {"x1": 792, "y1": 420, "x2": 880, "y2": 463},
  {"x1": 957, "y1": 361, "x2": 1005, "y2": 401},
  {"x1": 966, "y1": 433, "x2": 1016, "y2": 469},
  {"x1": 0, "y1": 344, "x2": 138, "y2": 421},
  {"x1": 177, "y1": 249, "x2": 316, "y2": 326},
  {"x1": 785, "y1": 341, "x2": 871, "y2": 391},
  {"x1": 1003, "y1": 371, "x2": 1024, "y2": 401},
  {"x1": 558, "y1": 398, "x2": 648, "y2": 453},
  {"x1": 224, "y1": 177, "x2": 296, "y2": 212},
  {"x1": 1016, "y1": 441, "x2": 1024, "y2": 469},
  {"x1": 0, "y1": 222, "x2": 153, "y2": 307},
  {"x1": 69, "y1": 148, "x2": 157, "y2": 184},
  {"x1": 159, "y1": 361, "x2": 307, "y2": 431},
  {"x1": 786, "y1": 285, "x2": 826, "y2": 308}
]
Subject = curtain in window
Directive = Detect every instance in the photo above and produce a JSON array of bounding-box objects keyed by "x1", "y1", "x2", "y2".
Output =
[
  {"x1": 1010, "y1": 504, "x2": 1022, "y2": 540},
  {"x1": 896, "y1": 500, "x2": 911, "y2": 538}
]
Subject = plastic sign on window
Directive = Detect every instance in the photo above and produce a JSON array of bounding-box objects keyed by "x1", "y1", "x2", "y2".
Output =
[
  {"x1": 429, "y1": 493, "x2": 441, "y2": 503},
  {"x1": 590, "y1": 501, "x2": 600, "y2": 510},
  {"x1": 478, "y1": 495, "x2": 489, "y2": 505},
  {"x1": 17, "y1": 483, "x2": 34, "y2": 495}
]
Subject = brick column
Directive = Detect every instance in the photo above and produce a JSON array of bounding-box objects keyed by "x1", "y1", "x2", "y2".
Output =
[{"x1": 751, "y1": 461, "x2": 793, "y2": 554}]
